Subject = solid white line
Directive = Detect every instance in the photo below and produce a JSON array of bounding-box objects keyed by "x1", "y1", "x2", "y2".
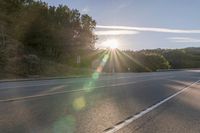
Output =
[
  {"x1": 0, "y1": 73, "x2": 173, "y2": 90},
  {"x1": 110, "y1": 76, "x2": 174, "y2": 87},
  {"x1": 0, "y1": 89, "x2": 82, "y2": 102},
  {"x1": 103, "y1": 79, "x2": 200, "y2": 133},
  {"x1": 0, "y1": 76, "x2": 173, "y2": 102},
  {"x1": 0, "y1": 82, "x2": 62, "y2": 90},
  {"x1": 45, "y1": 85, "x2": 66, "y2": 92}
]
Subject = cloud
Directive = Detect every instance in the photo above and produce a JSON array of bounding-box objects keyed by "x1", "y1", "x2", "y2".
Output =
[
  {"x1": 96, "y1": 25, "x2": 200, "y2": 34},
  {"x1": 95, "y1": 30, "x2": 139, "y2": 36},
  {"x1": 82, "y1": 7, "x2": 89, "y2": 14},
  {"x1": 168, "y1": 37, "x2": 200, "y2": 43}
]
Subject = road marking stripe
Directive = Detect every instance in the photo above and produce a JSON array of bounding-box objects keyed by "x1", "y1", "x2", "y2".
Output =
[
  {"x1": 0, "y1": 76, "x2": 173, "y2": 102},
  {"x1": 103, "y1": 79, "x2": 200, "y2": 133},
  {"x1": 44, "y1": 85, "x2": 66, "y2": 92},
  {"x1": 0, "y1": 82, "x2": 62, "y2": 90},
  {"x1": 0, "y1": 74, "x2": 173, "y2": 90},
  {"x1": 111, "y1": 76, "x2": 174, "y2": 87}
]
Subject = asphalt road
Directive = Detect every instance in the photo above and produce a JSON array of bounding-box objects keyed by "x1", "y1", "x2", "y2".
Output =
[{"x1": 0, "y1": 70, "x2": 199, "y2": 133}]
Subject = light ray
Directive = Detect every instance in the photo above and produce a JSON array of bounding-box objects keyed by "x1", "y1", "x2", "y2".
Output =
[{"x1": 118, "y1": 50, "x2": 152, "y2": 72}]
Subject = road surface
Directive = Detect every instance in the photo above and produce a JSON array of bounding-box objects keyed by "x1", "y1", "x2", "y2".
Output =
[{"x1": 0, "y1": 70, "x2": 199, "y2": 133}]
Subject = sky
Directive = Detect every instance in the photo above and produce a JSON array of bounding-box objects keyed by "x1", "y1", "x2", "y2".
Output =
[{"x1": 43, "y1": 0, "x2": 200, "y2": 50}]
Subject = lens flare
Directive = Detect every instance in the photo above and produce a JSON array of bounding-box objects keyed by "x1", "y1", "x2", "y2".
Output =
[
  {"x1": 53, "y1": 115, "x2": 76, "y2": 133},
  {"x1": 73, "y1": 97, "x2": 86, "y2": 111}
]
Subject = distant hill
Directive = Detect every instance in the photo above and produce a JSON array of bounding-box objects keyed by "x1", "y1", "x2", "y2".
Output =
[{"x1": 136, "y1": 47, "x2": 200, "y2": 69}]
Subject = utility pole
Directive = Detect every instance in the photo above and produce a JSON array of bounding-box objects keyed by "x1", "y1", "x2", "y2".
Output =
[
  {"x1": 77, "y1": 55, "x2": 81, "y2": 64},
  {"x1": 1, "y1": 25, "x2": 5, "y2": 47}
]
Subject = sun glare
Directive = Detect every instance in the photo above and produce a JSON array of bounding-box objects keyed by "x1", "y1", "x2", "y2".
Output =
[{"x1": 102, "y1": 39, "x2": 119, "y2": 49}]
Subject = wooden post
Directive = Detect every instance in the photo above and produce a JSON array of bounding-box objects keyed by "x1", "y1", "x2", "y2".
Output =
[{"x1": 1, "y1": 25, "x2": 5, "y2": 47}]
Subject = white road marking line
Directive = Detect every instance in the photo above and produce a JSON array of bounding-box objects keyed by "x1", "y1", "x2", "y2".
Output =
[
  {"x1": 0, "y1": 82, "x2": 62, "y2": 90},
  {"x1": 0, "y1": 76, "x2": 134, "y2": 89},
  {"x1": 45, "y1": 85, "x2": 66, "y2": 92},
  {"x1": 110, "y1": 76, "x2": 174, "y2": 87},
  {"x1": 0, "y1": 74, "x2": 174, "y2": 89},
  {"x1": 103, "y1": 79, "x2": 200, "y2": 133},
  {"x1": 0, "y1": 76, "x2": 174, "y2": 102},
  {"x1": 0, "y1": 89, "x2": 83, "y2": 102}
]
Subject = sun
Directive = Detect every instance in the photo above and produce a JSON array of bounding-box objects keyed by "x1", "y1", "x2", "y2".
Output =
[{"x1": 102, "y1": 39, "x2": 119, "y2": 49}]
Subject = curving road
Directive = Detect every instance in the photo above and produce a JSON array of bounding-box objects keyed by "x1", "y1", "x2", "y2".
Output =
[{"x1": 0, "y1": 70, "x2": 199, "y2": 133}]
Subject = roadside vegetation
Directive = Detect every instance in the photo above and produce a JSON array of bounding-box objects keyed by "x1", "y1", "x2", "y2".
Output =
[{"x1": 0, "y1": 0, "x2": 199, "y2": 79}]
